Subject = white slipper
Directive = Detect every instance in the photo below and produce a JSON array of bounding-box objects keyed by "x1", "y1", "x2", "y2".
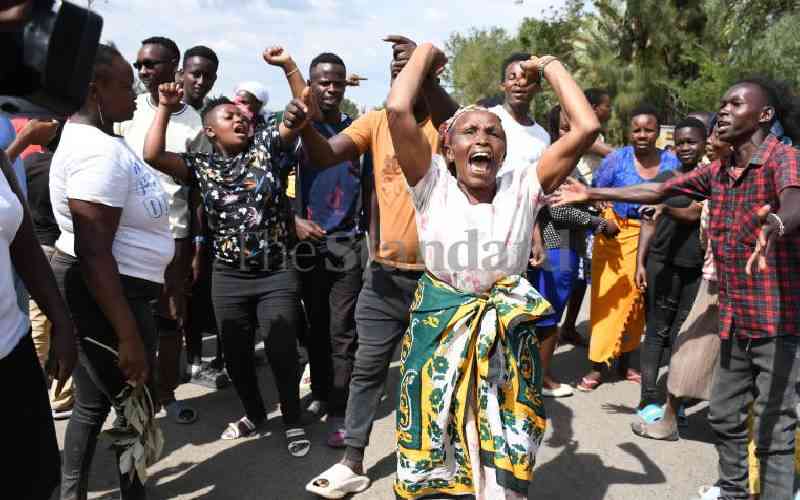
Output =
[
  {"x1": 305, "y1": 463, "x2": 371, "y2": 499},
  {"x1": 542, "y1": 384, "x2": 574, "y2": 398}
]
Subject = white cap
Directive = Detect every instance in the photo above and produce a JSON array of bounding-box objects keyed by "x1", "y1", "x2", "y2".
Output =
[{"x1": 234, "y1": 81, "x2": 269, "y2": 107}]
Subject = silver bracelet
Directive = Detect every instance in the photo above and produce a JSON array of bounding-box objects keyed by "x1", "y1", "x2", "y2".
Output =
[{"x1": 768, "y1": 212, "x2": 785, "y2": 237}]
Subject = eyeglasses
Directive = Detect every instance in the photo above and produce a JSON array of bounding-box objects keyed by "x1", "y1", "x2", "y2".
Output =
[{"x1": 132, "y1": 58, "x2": 175, "y2": 71}]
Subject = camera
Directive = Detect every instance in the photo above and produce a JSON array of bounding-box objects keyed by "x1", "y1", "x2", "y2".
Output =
[{"x1": 0, "y1": 0, "x2": 103, "y2": 117}]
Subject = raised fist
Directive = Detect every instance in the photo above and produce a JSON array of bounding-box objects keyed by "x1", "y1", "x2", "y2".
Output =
[
  {"x1": 158, "y1": 82, "x2": 184, "y2": 108},
  {"x1": 263, "y1": 46, "x2": 292, "y2": 68}
]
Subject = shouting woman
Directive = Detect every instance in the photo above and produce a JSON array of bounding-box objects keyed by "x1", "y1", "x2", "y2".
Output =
[
  {"x1": 144, "y1": 68, "x2": 314, "y2": 457},
  {"x1": 385, "y1": 42, "x2": 599, "y2": 499}
]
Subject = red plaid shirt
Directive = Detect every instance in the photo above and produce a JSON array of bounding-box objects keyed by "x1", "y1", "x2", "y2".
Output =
[{"x1": 663, "y1": 135, "x2": 800, "y2": 339}]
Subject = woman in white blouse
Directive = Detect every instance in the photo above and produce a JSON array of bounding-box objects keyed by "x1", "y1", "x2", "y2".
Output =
[
  {"x1": 1, "y1": 143, "x2": 76, "y2": 499},
  {"x1": 50, "y1": 43, "x2": 174, "y2": 500}
]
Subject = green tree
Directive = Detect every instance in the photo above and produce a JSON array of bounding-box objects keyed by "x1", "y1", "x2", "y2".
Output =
[
  {"x1": 443, "y1": 2, "x2": 586, "y2": 122},
  {"x1": 572, "y1": 0, "x2": 708, "y2": 139},
  {"x1": 340, "y1": 97, "x2": 361, "y2": 120},
  {"x1": 443, "y1": 27, "x2": 520, "y2": 105},
  {"x1": 443, "y1": 0, "x2": 800, "y2": 142}
]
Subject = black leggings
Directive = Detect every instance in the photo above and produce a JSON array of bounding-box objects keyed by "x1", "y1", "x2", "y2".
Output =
[
  {"x1": 211, "y1": 262, "x2": 301, "y2": 426},
  {"x1": 640, "y1": 258, "x2": 702, "y2": 407},
  {"x1": 53, "y1": 252, "x2": 160, "y2": 500},
  {"x1": 4, "y1": 333, "x2": 61, "y2": 500}
]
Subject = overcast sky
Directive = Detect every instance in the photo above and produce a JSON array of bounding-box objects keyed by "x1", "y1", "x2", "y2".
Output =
[{"x1": 93, "y1": 0, "x2": 565, "y2": 111}]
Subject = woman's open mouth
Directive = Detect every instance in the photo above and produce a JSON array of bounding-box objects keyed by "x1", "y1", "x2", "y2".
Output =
[
  {"x1": 468, "y1": 150, "x2": 495, "y2": 175},
  {"x1": 233, "y1": 123, "x2": 248, "y2": 137}
]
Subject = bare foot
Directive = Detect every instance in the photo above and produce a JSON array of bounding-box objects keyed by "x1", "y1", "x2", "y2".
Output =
[
  {"x1": 631, "y1": 418, "x2": 679, "y2": 441},
  {"x1": 340, "y1": 458, "x2": 364, "y2": 476}
]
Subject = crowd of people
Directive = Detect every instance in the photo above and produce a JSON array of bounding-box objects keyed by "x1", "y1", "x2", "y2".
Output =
[{"x1": 2, "y1": 29, "x2": 799, "y2": 500}]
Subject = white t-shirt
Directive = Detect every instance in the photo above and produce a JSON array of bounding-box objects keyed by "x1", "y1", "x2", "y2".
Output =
[
  {"x1": 0, "y1": 168, "x2": 29, "y2": 359},
  {"x1": 117, "y1": 94, "x2": 202, "y2": 239},
  {"x1": 490, "y1": 104, "x2": 550, "y2": 176},
  {"x1": 51, "y1": 122, "x2": 174, "y2": 284},
  {"x1": 409, "y1": 155, "x2": 543, "y2": 294}
]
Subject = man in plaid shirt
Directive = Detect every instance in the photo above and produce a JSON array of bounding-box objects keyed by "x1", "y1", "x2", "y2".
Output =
[{"x1": 552, "y1": 78, "x2": 800, "y2": 499}]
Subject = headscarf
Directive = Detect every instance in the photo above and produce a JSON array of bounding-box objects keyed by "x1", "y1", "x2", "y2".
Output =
[
  {"x1": 233, "y1": 81, "x2": 269, "y2": 136},
  {"x1": 437, "y1": 105, "x2": 506, "y2": 175},
  {"x1": 437, "y1": 105, "x2": 491, "y2": 148},
  {"x1": 234, "y1": 81, "x2": 269, "y2": 108}
]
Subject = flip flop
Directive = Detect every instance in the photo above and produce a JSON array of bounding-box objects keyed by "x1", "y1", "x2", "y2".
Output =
[
  {"x1": 221, "y1": 416, "x2": 257, "y2": 440},
  {"x1": 577, "y1": 376, "x2": 602, "y2": 392},
  {"x1": 631, "y1": 421, "x2": 679, "y2": 441},
  {"x1": 306, "y1": 463, "x2": 371, "y2": 499},
  {"x1": 286, "y1": 427, "x2": 311, "y2": 457},
  {"x1": 624, "y1": 369, "x2": 642, "y2": 384}
]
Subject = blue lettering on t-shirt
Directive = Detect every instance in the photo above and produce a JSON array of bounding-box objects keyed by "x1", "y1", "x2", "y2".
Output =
[
  {"x1": 135, "y1": 169, "x2": 161, "y2": 197},
  {"x1": 143, "y1": 196, "x2": 167, "y2": 219}
]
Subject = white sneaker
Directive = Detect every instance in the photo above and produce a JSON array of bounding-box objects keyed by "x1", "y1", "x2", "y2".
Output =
[
  {"x1": 299, "y1": 363, "x2": 311, "y2": 391},
  {"x1": 307, "y1": 399, "x2": 325, "y2": 416},
  {"x1": 542, "y1": 384, "x2": 574, "y2": 398},
  {"x1": 696, "y1": 485, "x2": 720, "y2": 500}
]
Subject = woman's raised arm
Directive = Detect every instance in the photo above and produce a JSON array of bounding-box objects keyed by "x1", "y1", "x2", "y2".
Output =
[
  {"x1": 384, "y1": 42, "x2": 447, "y2": 186},
  {"x1": 143, "y1": 83, "x2": 192, "y2": 183},
  {"x1": 529, "y1": 58, "x2": 601, "y2": 194}
]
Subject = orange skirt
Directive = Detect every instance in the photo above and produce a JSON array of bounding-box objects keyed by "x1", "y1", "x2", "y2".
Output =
[{"x1": 588, "y1": 208, "x2": 645, "y2": 364}]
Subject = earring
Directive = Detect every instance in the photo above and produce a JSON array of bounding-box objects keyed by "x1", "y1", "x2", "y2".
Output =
[{"x1": 96, "y1": 100, "x2": 105, "y2": 127}]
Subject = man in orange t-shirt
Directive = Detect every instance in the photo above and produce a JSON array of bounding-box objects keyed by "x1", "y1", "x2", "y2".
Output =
[{"x1": 302, "y1": 37, "x2": 457, "y2": 497}]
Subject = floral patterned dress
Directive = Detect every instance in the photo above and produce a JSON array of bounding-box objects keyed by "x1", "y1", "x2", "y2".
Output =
[
  {"x1": 181, "y1": 118, "x2": 296, "y2": 270},
  {"x1": 396, "y1": 156, "x2": 552, "y2": 499}
]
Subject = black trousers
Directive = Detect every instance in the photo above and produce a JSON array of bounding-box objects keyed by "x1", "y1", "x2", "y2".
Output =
[
  {"x1": 640, "y1": 258, "x2": 701, "y2": 407},
  {"x1": 185, "y1": 252, "x2": 220, "y2": 364},
  {"x1": 3, "y1": 333, "x2": 61, "y2": 500},
  {"x1": 211, "y1": 261, "x2": 301, "y2": 426},
  {"x1": 297, "y1": 239, "x2": 363, "y2": 417},
  {"x1": 711, "y1": 335, "x2": 799, "y2": 499},
  {"x1": 54, "y1": 252, "x2": 160, "y2": 500}
]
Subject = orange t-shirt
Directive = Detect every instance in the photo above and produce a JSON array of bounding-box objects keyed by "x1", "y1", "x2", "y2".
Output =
[{"x1": 343, "y1": 109, "x2": 439, "y2": 270}]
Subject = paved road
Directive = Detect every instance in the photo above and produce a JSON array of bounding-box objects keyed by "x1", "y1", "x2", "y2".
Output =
[{"x1": 56, "y1": 298, "x2": 717, "y2": 500}]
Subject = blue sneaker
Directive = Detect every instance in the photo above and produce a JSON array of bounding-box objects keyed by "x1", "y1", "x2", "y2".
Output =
[
  {"x1": 677, "y1": 404, "x2": 688, "y2": 428},
  {"x1": 637, "y1": 403, "x2": 665, "y2": 424}
]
